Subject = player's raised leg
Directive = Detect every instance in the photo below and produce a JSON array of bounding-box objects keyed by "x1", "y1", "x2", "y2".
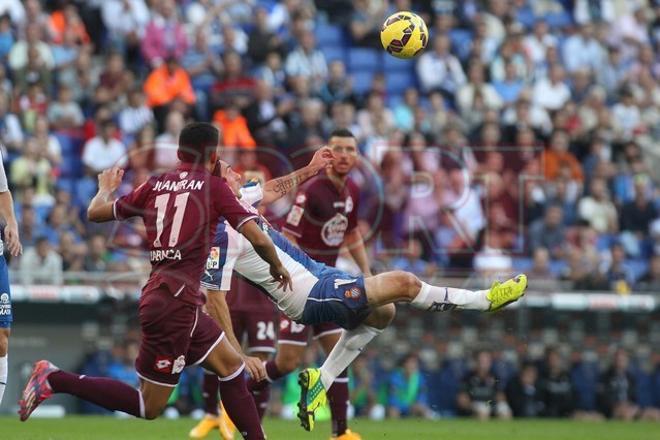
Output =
[
  {"x1": 317, "y1": 271, "x2": 527, "y2": 387},
  {"x1": 298, "y1": 271, "x2": 527, "y2": 430}
]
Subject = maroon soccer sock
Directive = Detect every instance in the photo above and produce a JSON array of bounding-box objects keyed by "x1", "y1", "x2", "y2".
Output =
[
  {"x1": 247, "y1": 360, "x2": 284, "y2": 392},
  {"x1": 327, "y1": 369, "x2": 349, "y2": 436},
  {"x1": 48, "y1": 370, "x2": 143, "y2": 418},
  {"x1": 219, "y1": 370, "x2": 265, "y2": 439},
  {"x1": 251, "y1": 382, "x2": 271, "y2": 420},
  {"x1": 202, "y1": 371, "x2": 220, "y2": 416}
]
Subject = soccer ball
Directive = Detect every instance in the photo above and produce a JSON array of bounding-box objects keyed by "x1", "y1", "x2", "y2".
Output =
[{"x1": 380, "y1": 11, "x2": 428, "y2": 59}]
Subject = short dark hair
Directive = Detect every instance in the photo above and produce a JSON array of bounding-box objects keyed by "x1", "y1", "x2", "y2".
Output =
[
  {"x1": 328, "y1": 128, "x2": 355, "y2": 139},
  {"x1": 178, "y1": 122, "x2": 219, "y2": 163}
]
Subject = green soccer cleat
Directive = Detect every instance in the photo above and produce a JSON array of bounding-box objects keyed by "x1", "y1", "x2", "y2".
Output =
[
  {"x1": 297, "y1": 368, "x2": 327, "y2": 432},
  {"x1": 486, "y1": 274, "x2": 527, "y2": 312}
]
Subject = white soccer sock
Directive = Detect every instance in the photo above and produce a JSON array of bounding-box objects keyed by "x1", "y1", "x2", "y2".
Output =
[
  {"x1": 411, "y1": 282, "x2": 490, "y2": 312},
  {"x1": 0, "y1": 355, "x2": 7, "y2": 405},
  {"x1": 319, "y1": 325, "x2": 382, "y2": 390}
]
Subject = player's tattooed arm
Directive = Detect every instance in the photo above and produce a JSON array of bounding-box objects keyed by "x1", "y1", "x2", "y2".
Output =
[
  {"x1": 261, "y1": 146, "x2": 333, "y2": 204},
  {"x1": 88, "y1": 167, "x2": 124, "y2": 222}
]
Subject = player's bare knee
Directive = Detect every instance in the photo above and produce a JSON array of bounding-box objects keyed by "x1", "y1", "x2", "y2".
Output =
[{"x1": 394, "y1": 271, "x2": 421, "y2": 300}]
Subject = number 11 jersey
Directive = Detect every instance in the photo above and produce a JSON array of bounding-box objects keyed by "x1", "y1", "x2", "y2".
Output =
[{"x1": 113, "y1": 162, "x2": 257, "y2": 305}]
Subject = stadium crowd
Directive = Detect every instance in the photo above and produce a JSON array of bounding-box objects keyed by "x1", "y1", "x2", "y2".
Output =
[
  {"x1": 0, "y1": 0, "x2": 657, "y2": 294},
  {"x1": 78, "y1": 332, "x2": 660, "y2": 421}
]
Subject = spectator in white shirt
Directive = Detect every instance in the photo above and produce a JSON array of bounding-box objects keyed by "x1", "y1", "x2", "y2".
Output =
[
  {"x1": 47, "y1": 85, "x2": 84, "y2": 130},
  {"x1": 456, "y1": 62, "x2": 503, "y2": 118},
  {"x1": 416, "y1": 33, "x2": 466, "y2": 97},
  {"x1": 119, "y1": 88, "x2": 154, "y2": 138},
  {"x1": 578, "y1": 178, "x2": 618, "y2": 234},
  {"x1": 0, "y1": 0, "x2": 25, "y2": 26},
  {"x1": 574, "y1": 0, "x2": 615, "y2": 24},
  {"x1": 285, "y1": 30, "x2": 327, "y2": 85},
  {"x1": 533, "y1": 64, "x2": 570, "y2": 111},
  {"x1": 20, "y1": 236, "x2": 63, "y2": 285},
  {"x1": 523, "y1": 20, "x2": 557, "y2": 67},
  {"x1": 611, "y1": 88, "x2": 641, "y2": 141},
  {"x1": 561, "y1": 24, "x2": 605, "y2": 73},
  {"x1": 154, "y1": 110, "x2": 184, "y2": 171},
  {"x1": 82, "y1": 119, "x2": 128, "y2": 174},
  {"x1": 8, "y1": 23, "x2": 54, "y2": 71}
]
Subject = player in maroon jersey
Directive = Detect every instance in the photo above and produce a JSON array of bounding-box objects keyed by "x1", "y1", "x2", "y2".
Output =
[
  {"x1": 18, "y1": 123, "x2": 291, "y2": 440},
  {"x1": 255, "y1": 128, "x2": 370, "y2": 440}
]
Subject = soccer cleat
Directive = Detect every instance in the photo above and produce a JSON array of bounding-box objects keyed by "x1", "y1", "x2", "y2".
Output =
[
  {"x1": 333, "y1": 429, "x2": 363, "y2": 440},
  {"x1": 218, "y1": 403, "x2": 236, "y2": 440},
  {"x1": 486, "y1": 274, "x2": 527, "y2": 312},
  {"x1": 188, "y1": 415, "x2": 219, "y2": 439},
  {"x1": 18, "y1": 360, "x2": 58, "y2": 422},
  {"x1": 297, "y1": 368, "x2": 327, "y2": 432}
]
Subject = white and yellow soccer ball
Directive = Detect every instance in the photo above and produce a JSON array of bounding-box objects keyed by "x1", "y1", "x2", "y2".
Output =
[{"x1": 380, "y1": 11, "x2": 429, "y2": 59}]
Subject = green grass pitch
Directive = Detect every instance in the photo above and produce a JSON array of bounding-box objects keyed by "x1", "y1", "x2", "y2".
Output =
[{"x1": 2, "y1": 417, "x2": 659, "y2": 440}]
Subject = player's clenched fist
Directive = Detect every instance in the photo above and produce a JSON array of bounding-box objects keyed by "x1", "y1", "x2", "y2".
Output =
[
  {"x1": 309, "y1": 146, "x2": 334, "y2": 173},
  {"x1": 98, "y1": 167, "x2": 124, "y2": 193}
]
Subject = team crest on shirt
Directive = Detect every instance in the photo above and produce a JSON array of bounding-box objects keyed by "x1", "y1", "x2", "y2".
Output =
[
  {"x1": 286, "y1": 205, "x2": 304, "y2": 227},
  {"x1": 0, "y1": 292, "x2": 9, "y2": 316},
  {"x1": 154, "y1": 356, "x2": 173, "y2": 373},
  {"x1": 172, "y1": 355, "x2": 186, "y2": 374},
  {"x1": 345, "y1": 195, "x2": 354, "y2": 213},
  {"x1": 206, "y1": 247, "x2": 220, "y2": 269},
  {"x1": 321, "y1": 213, "x2": 348, "y2": 246},
  {"x1": 344, "y1": 287, "x2": 361, "y2": 300}
]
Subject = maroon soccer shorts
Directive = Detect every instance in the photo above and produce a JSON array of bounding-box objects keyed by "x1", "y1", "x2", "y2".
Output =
[
  {"x1": 277, "y1": 312, "x2": 342, "y2": 346},
  {"x1": 230, "y1": 309, "x2": 278, "y2": 354},
  {"x1": 136, "y1": 288, "x2": 225, "y2": 387}
]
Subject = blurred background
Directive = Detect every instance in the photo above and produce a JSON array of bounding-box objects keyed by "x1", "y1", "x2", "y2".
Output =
[{"x1": 0, "y1": 0, "x2": 659, "y2": 423}]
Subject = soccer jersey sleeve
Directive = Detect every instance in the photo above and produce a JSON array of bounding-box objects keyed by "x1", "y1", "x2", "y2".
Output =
[
  {"x1": 114, "y1": 177, "x2": 155, "y2": 220},
  {"x1": 213, "y1": 177, "x2": 258, "y2": 231},
  {"x1": 239, "y1": 181, "x2": 264, "y2": 207},
  {"x1": 282, "y1": 188, "x2": 308, "y2": 238}
]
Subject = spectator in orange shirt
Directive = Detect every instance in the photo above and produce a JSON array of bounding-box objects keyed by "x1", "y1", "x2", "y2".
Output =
[
  {"x1": 543, "y1": 130, "x2": 584, "y2": 182},
  {"x1": 49, "y1": 3, "x2": 90, "y2": 46},
  {"x1": 143, "y1": 56, "x2": 195, "y2": 130},
  {"x1": 212, "y1": 104, "x2": 256, "y2": 149}
]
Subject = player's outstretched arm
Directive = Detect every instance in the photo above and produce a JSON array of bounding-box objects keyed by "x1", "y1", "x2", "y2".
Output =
[
  {"x1": 239, "y1": 220, "x2": 292, "y2": 291},
  {"x1": 261, "y1": 146, "x2": 333, "y2": 205},
  {"x1": 88, "y1": 167, "x2": 124, "y2": 223}
]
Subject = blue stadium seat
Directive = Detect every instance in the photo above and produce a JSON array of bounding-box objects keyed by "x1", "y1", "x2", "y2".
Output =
[
  {"x1": 315, "y1": 22, "x2": 344, "y2": 47},
  {"x1": 320, "y1": 46, "x2": 346, "y2": 64},
  {"x1": 351, "y1": 71, "x2": 375, "y2": 94},
  {"x1": 628, "y1": 259, "x2": 649, "y2": 282},
  {"x1": 383, "y1": 54, "x2": 414, "y2": 72},
  {"x1": 60, "y1": 156, "x2": 83, "y2": 178},
  {"x1": 348, "y1": 48, "x2": 380, "y2": 72},
  {"x1": 54, "y1": 133, "x2": 76, "y2": 156},
  {"x1": 74, "y1": 177, "x2": 98, "y2": 207},
  {"x1": 449, "y1": 29, "x2": 473, "y2": 54},
  {"x1": 512, "y1": 257, "x2": 534, "y2": 272},
  {"x1": 545, "y1": 11, "x2": 573, "y2": 29},
  {"x1": 549, "y1": 260, "x2": 567, "y2": 277},
  {"x1": 56, "y1": 177, "x2": 75, "y2": 194},
  {"x1": 385, "y1": 70, "x2": 416, "y2": 96}
]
